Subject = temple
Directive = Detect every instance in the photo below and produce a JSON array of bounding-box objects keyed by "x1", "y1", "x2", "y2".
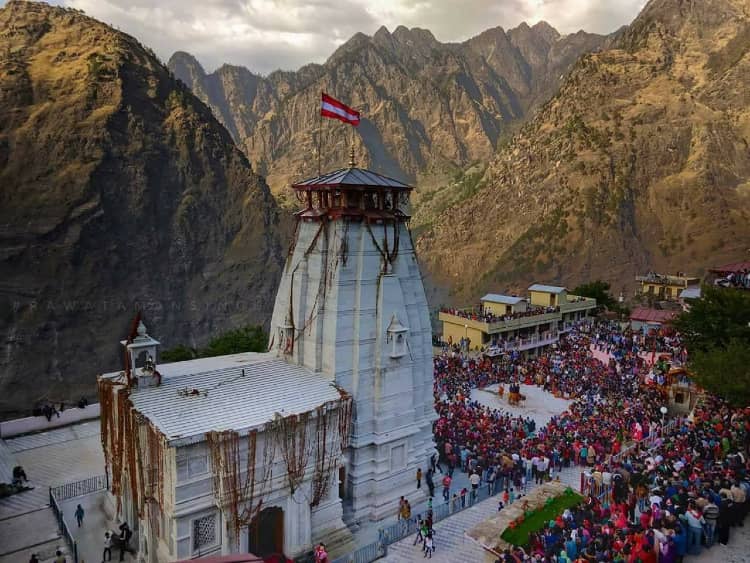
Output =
[
  {"x1": 269, "y1": 157, "x2": 437, "y2": 522},
  {"x1": 97, "y1": 320, "x2": 353, "y2": 562},
  {"x1": 96, "y1": 159, "x2": 436, "y2": 562}
]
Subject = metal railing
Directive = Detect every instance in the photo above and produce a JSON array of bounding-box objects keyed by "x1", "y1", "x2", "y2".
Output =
[
  {"x1": 608, "y1": 418, "x2": 679, "y2": 467},
  {"x1": 330, "y1": 540, "x2": 386, "y2": 563},
  {"x1": 379, "y1": 482, "x2": 503, "y2": 548},
  {"x1": 49, "y1": 488, "x2": 78, "y2": 563},
  {"x1": 331, "y1": 482, "x2": 505, "y2": 563},
  {"x1": 580, "y1": 476, "x2": 612, "y2": 501},
  {"x1": 50, "y1": 473, "x2": 108, "y2": 501}
]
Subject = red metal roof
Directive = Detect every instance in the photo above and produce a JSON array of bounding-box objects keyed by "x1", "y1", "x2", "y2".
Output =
[
  {"x1": 709, "y1": 261, "x2": 750, "y2": 274},
  {"x1": 630, "y1": 307, "x2": 678, "y2": 324}
]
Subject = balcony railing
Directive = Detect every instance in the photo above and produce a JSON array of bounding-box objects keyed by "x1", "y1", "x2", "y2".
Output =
[
  {"x1": 560, "y1": 295, "x2": 597, "y2": 313},
  {"x1": 486, "y1": 331, "x2": 559, "y2": 354},
  {"x1": 439, "y1": 310, "x2": 560, "y2": 334}
]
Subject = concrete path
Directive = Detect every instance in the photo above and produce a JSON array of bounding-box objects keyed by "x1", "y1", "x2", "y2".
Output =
[
  {"x1": 61, "y1": 491, "x2": 136, "y2": 563},
  {"x1": 0, "y1": 420, "x2": 103, "y2": 520},
  {"x1": 0, "y1": 507, "x2": 61, "y2": 561},
  {"x1": 0, "y1": 420, "x2": 105, "y2": 562},
  {"x1": 381, "y1": 466, "x2": 582, "y2": 563}
]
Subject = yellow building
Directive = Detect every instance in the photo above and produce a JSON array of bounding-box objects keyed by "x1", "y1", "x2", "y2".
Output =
[
  {"x1": 636, "y1": 272, "x2": 700, "y2": 301},
  {"x1": 439, "y1": 284, "x2": 597, "y2": 355}
]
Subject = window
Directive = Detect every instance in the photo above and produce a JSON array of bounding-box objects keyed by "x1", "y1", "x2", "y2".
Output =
[
  {"x1": 188, "y1": 455, "x2": 208, "y2": 476},
  {"x1": 192, "y1": 513, "x2": 217, "y2": 552},
  {"x1": 177, "y1": 454, "x2": 209, "y2": 481}
]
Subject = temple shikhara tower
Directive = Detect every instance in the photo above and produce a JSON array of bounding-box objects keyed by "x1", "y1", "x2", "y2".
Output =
[
  {"x1": 270, "y1": 156, "x2": 436, "y2": 521},
  {"x1": 96, "y1": 158, "x2": 436, "y2": 562}
]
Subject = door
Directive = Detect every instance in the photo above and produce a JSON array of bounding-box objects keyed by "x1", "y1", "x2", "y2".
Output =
[{"x1": 248, "y1": 507, "x2": 284, "y2": 557}]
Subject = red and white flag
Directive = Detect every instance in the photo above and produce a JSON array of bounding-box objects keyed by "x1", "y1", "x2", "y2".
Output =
[{"x1": 320, "y1": 93, "x2": 360, "y2": 126}]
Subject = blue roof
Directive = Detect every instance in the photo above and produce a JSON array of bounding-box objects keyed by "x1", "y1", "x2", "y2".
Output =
[
  {"x1": 528, "y1": 284, "x2": 567, "y2": 294},
  {"x1": 679, "y1": 287, "x2": 701, "y2": 299},
  {"x1": 293, "y1": 167, "x2": 412, "y2": 189},
  {"x1": 480, "y1": 294, "x2": 525, "y2": 305}
]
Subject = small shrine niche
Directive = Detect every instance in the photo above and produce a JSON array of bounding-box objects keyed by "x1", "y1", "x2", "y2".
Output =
[
  {"x1": 123, "y1": 320, "x2": 161, "y2": 388},
  {"x1": 278, "y1": 313, "x2": 295, "y2": 356},
  {"x1": 386, "y1": 314, "x2": 409, "y2": 359}
]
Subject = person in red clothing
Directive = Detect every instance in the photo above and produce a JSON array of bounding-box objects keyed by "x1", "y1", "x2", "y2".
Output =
[{"x1": 441, "y1": 474, "x2": 451, "y2": 502}]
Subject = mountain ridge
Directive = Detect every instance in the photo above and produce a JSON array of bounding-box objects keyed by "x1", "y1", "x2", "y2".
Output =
[
  {"x1": 416, "y1": 0, "x2": 750, "y2": 300},
  {"x1": 168, "y1": 21, "x2": 611, "y2": 204},
  {"x1": 0, "y1": 0, "x2": 287, "y2": 418}
]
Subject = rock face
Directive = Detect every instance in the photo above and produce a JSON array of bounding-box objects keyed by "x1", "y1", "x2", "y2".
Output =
[
  {"x1": 0, "y1": 1, "x2": 287, "y2": 418},
  {"x1": 417, "y1": 0, "x2": 750, "y2": 300},
  {"x1": 168, "y1": 24, "x2": 609, "y2": 204}
]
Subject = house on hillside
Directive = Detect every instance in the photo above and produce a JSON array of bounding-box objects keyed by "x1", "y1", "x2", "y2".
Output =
[
  {"x1": 439, "y1": 284, "x2": 597, "y2": 356},
  {"x1": 635, "y1": 272, "x2": 699, "y2": 301},
  {"x1": 629, "y1": 307, "x2": 677, "y2": 332}
]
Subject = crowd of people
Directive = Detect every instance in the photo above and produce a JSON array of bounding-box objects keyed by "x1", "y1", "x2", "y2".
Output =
[
  {"x1": 715, "y1": 269, "x2": 750, "y2": 290},
  {"x1": 504, "y1": 391, "x2": 750, "y2": 562},
  {"x1": 440, "y1": 304, "x2": 560, "y2": 325},
  {"x1": 427, "y1": 320, "x2": 749, "y2": 562}
]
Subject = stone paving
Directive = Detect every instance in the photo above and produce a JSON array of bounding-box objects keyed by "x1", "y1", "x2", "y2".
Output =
[
  {"x1": 381, "y1": 467, "x2": 582, "y2": 563},
  {"x1": 0, "y1": 421, "x2": 103, "y2": 520},
  {"x1": 61, "y1": 491, "x2": 136, "y2": 563},
  {"x1": 0, "y1": 507, "x2": 62, "y2": 562},
  {"x1": 472, "y1": 384, "x2": 571, "y2": 432},
  {"x1": 0, "y1": 421, "x2": 104, "y2": 562}
]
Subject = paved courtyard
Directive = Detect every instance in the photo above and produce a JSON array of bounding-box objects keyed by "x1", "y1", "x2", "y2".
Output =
[
  {"x1": 0, "y1": 420, "x2": 104, "y2": 562},
  {"x1": 472, "y1": 383, "x2": 572, "y2": 434}
]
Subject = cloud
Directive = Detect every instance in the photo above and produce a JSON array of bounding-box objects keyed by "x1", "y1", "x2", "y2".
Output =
[{"x1": 4, "y1": 0, "x2": 647, "y2": 74}]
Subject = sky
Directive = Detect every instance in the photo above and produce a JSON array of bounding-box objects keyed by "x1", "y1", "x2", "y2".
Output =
[{"x1": 6, "y1": 0, "x2": 648, "y2": 74}]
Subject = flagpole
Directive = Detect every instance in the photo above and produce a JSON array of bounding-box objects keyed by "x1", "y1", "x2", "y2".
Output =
[{"x1": 318, "y1": 92, "x2": 324, "y2": 177}]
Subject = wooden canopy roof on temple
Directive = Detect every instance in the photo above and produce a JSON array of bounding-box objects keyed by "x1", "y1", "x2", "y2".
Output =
[{"x1": 291, "y1": 167, "x2": 413, "y2": 222}]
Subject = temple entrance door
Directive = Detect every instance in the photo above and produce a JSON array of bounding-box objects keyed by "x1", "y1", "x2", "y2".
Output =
[{"x1": 248, "y1": 507, "x2": 284, "y2": 557}]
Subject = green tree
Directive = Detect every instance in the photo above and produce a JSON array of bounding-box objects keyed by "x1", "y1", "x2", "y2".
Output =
[
  {"x1": 673, "y1": 285, "x2": 750, "y2": 406},
  {"x1": 160, "y1": 325, "x2": 268, "y2": 363},
  {"x1": 689, "y1": 340, "x2": 750, "y2": 407},
  {"x1": 160, "y1": 344, "x2": 198, "y2": 363},
  {"x1": 199, "y1": 325, "x2": 268, "y2": 357},
  {"x1": 572, "y1": 280, "x2": 620, "y2": 311}
]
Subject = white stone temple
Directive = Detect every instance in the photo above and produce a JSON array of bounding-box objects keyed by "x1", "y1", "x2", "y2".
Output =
[
  {"x1": 96, "y1": 161, "x2": 436, "y2": 562},
  {"x1": 269, "y1": 162, "x2": 437, "y2": 522},
  {"x1": 99, "y1": 323, "x2": 354, "y2": 562}
]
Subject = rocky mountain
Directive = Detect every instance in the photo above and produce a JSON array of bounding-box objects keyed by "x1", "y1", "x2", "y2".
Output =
[
  {"x1": 0, "y1": 1, "x2": 286, "y2": 418},
  {"x1": 417, "y1": 0, "x2": 750, "y2": 301},
  {"x1": 168, "y1": 24, "x2": 609, "y2": 205}
]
